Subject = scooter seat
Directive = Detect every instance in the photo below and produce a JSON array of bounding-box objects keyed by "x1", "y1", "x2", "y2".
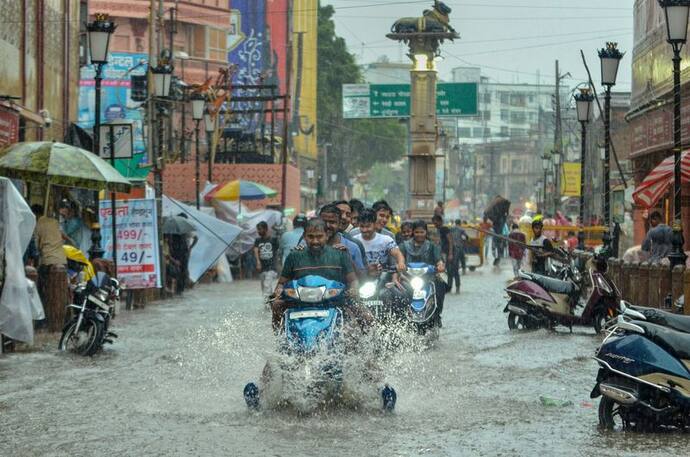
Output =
[
  {"x1": 637, "y1": 321, "x2": 690, "y2": 361},
  {"x1": 633, "y1": 306, "x2": 690, "y2": 334},
  {"x1": 524, "y1": 272, "x2": 575, "y2": 295}
]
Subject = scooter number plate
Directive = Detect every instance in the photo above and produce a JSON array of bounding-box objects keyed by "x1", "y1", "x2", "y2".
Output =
[
  {"x1": 412, "y1": 290, "x2": 426, "y2": 300},
  {"x1": 289, "y1": 310, "x2": 329, "y2": 319}
]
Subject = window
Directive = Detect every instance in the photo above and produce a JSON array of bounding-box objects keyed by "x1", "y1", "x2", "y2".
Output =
[
  {"x1": 500, "y1": 110, "x2": 509, "y2": 121},
  {"x1": 480, "y1": 110, "x2": 491, "y2": 121},
  {"x1": 511, "y1": 94, "x2": 527, "y2": 107},
  {"x1": 472, "y1": 127, "x2": 490, "y2": 138},
  {"x1": 457, "y1": 127, "x2": 472, "y2": 138},
  {"x1": 208, "y1": 28, "x2": 227, "y2": 61},
  {"x1": 510, "y1": 128, "x2": 528, "y2": 138},
  {"x1": 511, "y1": 111, "x2": 526, "y2": 124},
  {"x1": 500, "y1": 126, "x2": 509, "y2": 137},
  {"x1": 483, "y1": 92, "x2": 491, "y2": 104},
  {"x1": 192, "y1": 25, "x2": 206, "y2": 58},
  {"x1": 500, "y1": 93, "x2": 510, "y2": 104}
]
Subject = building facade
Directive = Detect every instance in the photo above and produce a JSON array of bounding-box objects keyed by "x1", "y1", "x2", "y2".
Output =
[
  {"x1": 630, "y1": 0, "x2": 690, "y2": 246},
  {"x1": 0, "y1": 0, "x2": 83, "y2": 146}
]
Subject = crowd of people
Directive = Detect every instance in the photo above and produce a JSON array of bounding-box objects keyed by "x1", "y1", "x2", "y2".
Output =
[{"x1": 250, "y1": 199, "x2": 471, "y2": 329}]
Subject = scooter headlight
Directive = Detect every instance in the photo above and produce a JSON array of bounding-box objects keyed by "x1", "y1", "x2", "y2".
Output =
[
  {"x1": 297, "y1": 286, "x2": 326, "y2": 303},
  {"x1": 359, "y1": 282, "x2": 377, "y2": 299},
  {"x1": 410, "y1": 276, "x2": 425, "y2": 291}
]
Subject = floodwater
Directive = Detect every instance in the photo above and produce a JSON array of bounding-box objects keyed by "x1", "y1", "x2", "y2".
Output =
[{"x1": 1, "y1": 264, "x2": 689, "y2": 456}]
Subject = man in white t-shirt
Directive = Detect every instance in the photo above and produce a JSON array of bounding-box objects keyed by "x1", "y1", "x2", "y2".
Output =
[{"x1": 353, "y1": 208, "x2": 406, "y2": 274}]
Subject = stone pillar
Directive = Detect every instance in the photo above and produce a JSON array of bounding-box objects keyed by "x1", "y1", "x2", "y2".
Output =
[{"x1": 408, "y1": 59, "x2": 437, "y2": 218}]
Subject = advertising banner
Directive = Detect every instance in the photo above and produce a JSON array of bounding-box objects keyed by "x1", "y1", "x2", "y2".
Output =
[
  {"x1": 99, "y1": 198, "x2": 161, "y2": 289},
  {"x1": 561, "y1": 162, "x2": 581, "y2": 197},
  {"x1": 79, "y1": 52, "x2": 150, "y2": 180}
]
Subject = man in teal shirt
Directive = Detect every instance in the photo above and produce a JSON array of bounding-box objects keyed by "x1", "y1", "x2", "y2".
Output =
[{"x1": 272, "y1": 218, "x2": 360, "y2": 329}]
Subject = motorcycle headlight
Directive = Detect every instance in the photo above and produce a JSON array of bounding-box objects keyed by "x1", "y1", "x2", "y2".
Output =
[
  {"x1": 408, "y1": 267, "x2": 427, "y2": 276},
  {"x1": 297, "y1": 286, "x2": 326, "y2": 303},
  {"x1": 410, "y1": 276, "x2": 425, "y2": 291},
  {"x1": 359, "y1": 282, "x2": 377, "y2": 299}
]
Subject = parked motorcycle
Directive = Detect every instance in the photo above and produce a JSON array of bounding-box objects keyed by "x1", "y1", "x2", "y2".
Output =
[
  {"x1": 58, "y1": 272, "x2": 120, "y2": 356},
  {"x1": 614, "y1": 300, "x2": 690, "y2": 334},
  {"x1": 504, "y1": 255, "x2": 618, "y2": 333},
  {"x1": 591, "y1": 316, "x2": 690, "y2": 431},
  {"x1": 244, "y1": 275, "x2": 397, "y2": 411}
]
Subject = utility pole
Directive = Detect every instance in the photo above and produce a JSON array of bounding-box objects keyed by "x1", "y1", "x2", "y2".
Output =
[{"x1": 553, "y1": 60, "x2": 563, "y2": 214}]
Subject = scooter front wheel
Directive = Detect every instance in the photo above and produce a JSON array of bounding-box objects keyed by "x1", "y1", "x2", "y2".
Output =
[
  {"x1": 507, "y1": 312, "x2": 536, "y2": 331},
  {"x1": 593, "y1": 310, "x2": 610, "y2": 335}
]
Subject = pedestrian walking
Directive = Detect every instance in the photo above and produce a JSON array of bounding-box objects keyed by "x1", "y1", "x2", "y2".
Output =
[
  {"x1": 508, "y1": 223, "x2": 526, "y2": 278},
  {"x1": 254, "y1": 221, "x2": 279, "y2": 303},
  {"x1": 448, "y1": 219, "x2": 468, "y2": 294}
]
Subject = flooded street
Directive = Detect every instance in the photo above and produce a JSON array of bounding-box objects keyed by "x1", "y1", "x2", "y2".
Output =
[{"x1": 2, "y1": 265, "x2": 689, "y2": 457}]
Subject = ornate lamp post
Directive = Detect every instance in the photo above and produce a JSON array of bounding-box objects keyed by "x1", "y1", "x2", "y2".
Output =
[
  {"x1": 86, "y1": 13, "x2": 116, "y2": 260},
  {"x1": 387, "y1": 3, "x2": 458, "y2": 217},
  {"x1": 203, "y1": 109, "x2": 217, "y2": 183},
  {"x1": 191, "y1": 93, "x2": 206, "y2": 209},
  {"x1": 598, "y1": 42, "x2": 624, "y2": 256},
  {"x1": 575, "y1": 87, "x2": 594, "y2": 250},
  {"x1": 659, "y1": 0, "x2": 690, "y2": 267}
]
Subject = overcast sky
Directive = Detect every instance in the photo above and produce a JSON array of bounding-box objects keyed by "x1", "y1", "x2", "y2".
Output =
[{"x1": 325, "y1": 0, "x2": 634, "y2": 92}]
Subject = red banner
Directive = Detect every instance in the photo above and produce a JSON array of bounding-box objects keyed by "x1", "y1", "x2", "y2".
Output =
[{"x1": 0, "y1": 107, "x2": 19, "y2": 148}]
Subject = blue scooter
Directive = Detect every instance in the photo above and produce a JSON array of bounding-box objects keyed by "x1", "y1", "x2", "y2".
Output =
[
  {"x1": 244, "y1": 275, "x2": 396, "y2": 411},
  {"x1": 591, "y1": 315, "x2": 690, "y2": 431}
]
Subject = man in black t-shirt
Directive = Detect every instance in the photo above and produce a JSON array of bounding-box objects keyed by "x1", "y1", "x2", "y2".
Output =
[{"x1": 254, "y1": 221, "x2": 279, "y2": 302}]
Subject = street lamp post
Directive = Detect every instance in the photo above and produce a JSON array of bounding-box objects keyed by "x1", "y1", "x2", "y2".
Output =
[
  {"x1": 191, "y1": 93, "x2": 205, "y2": 209},
  {"x1": 659, "y1": 0, "x2": 690, "y2": 267},
  {"x1": 203, "y1": 109, "x2": 216, "y2": 183},
  {"x1": 598, "y1": 42, "x2": 624, "y2": 256},
  {"x1": 151, "y1": 60, "x2": 173, "y2": 289},
  {"x1": 86, "y1": 13, "x2": 116, "y2": 261},
  {"x1": 575, "y1": 87, "x2": 594, "y2": 250}
]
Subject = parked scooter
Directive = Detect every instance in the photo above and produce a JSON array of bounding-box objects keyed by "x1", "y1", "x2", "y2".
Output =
[
  {"x1": 591, "y1": 315, "x2": 690, "y2": 430},
  {"x1": 244, "y1": 275, "x2": 397, "y2": 411},
  {"x1": 504, "y1": 254, "x2": 618, "y2": 333}
]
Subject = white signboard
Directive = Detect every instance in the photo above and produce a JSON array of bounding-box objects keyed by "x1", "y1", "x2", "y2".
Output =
[
  {"x1": 99, "y1": 198, "x2": 161, "y2": 289},
  {"x1": 99, "y1": 122, "x2": 134, "y2": 159},
  {"x1": 342, "y1": 84, "x2": 371, "y2": 119}
]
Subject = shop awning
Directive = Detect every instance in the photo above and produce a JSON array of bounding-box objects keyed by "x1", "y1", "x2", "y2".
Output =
[{"x1": 632, "y1": 151, "x2": 690, "y2": 209}]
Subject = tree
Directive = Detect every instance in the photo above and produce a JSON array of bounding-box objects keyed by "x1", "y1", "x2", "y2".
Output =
[{"x1": 317, "y1": 4, "x2": 406, "y2": 175}]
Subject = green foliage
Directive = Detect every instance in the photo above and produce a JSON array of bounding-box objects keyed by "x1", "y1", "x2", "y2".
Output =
[{"x1": 317, "y1": 4, "x2": 406, "y2": 172}]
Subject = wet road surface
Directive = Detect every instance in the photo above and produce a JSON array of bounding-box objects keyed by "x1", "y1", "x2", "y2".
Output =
[{"x1": 2, "y1": 264, "x2": 689, "y2": 456}]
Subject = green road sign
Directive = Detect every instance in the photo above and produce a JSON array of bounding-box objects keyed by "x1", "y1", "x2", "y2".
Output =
[{"x1": 343, "y1": 83, "x2": 478, "y2": 119}]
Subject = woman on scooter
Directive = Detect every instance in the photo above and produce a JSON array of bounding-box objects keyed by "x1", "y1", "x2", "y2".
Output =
[{"x1": 399, "y1": 220, "x2": 447, "y2": 324}]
